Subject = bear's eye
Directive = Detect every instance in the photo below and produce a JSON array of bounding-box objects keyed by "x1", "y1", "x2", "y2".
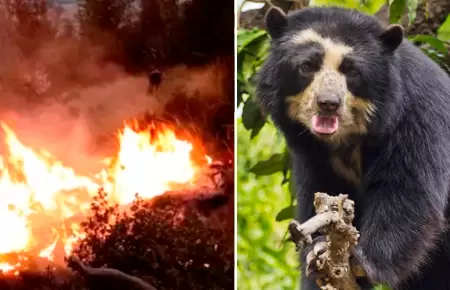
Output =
[{"x1": 299, "y1": 62, "x2": 316, "y2": 74}]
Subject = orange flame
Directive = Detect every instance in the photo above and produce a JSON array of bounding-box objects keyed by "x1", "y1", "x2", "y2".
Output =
[{"x1": 0, "y1": 120, "x2": 211, "y2": 274}]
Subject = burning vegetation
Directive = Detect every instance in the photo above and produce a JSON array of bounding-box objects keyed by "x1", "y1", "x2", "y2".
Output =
[{"x1": 0, "y1": 0, "x2": 234, "y2": 289}]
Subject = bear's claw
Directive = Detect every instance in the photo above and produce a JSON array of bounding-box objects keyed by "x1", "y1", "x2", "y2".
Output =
[{"x1": 306, "y1": 240, "x2": 328, "y2": 278}]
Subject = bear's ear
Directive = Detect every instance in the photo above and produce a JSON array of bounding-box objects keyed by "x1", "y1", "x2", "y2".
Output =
[
  {"x1": 265, "y1": 6, "x2": 288, "y2": 38},
  {"x1": 373, "y1": 4, "x2": 389, "y2": 27},
  {"x1": 379, "y1": 24, "x2": 404, "y2": 52}
]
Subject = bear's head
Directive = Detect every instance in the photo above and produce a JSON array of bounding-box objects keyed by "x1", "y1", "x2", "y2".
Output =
[{"x1": 256, "y1": 6, "x2": 404, "y2": 145}]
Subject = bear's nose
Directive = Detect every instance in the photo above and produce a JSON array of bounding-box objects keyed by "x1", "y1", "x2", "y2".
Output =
[{"x1": 317, "y1": 95, "x2": 341, "y2": 112}]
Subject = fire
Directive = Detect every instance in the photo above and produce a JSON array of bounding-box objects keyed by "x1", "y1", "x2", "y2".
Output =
[
  {"x1": 105, "y1": 125, "x2": 198, "y2": 204},
  {"x1": 0, "y1": 120, "x2": 211, "y2": 275}
]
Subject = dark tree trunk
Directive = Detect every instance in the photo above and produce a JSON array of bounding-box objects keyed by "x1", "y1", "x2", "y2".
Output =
[{"x1": 407, "y1": 0, "x2": 450, "y2": 36}]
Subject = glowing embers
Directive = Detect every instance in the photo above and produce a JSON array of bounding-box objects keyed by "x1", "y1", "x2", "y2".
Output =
[{"x1": 0, "y1": 120, "x2": 211, "y2": 275}]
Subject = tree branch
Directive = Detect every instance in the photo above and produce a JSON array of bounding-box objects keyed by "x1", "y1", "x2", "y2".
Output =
[
  {"x1": 67, "y1": 256, "x2": 158, "y2": 290},
  {"x1": 289, "y1": 192, "x2": 363, "y2": 290}
]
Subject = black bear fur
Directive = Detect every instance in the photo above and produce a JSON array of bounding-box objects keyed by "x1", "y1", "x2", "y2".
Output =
[{"x1": 256, "y1": 6, "x2": 450, "y2": 290}]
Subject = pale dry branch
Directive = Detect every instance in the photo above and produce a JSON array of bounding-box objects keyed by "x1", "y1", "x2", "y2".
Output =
[{"x1": 289, "y1": 192, "x2": 364, "y2": 290}]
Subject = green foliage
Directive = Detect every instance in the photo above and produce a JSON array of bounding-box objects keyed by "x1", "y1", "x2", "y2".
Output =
[
  {"x1": 389, "y1": 0, "x2": 407, "y2": 23},
  {"x1": 406, "y1": 0, "x2": 419, "y2": 24},
  {"x1": 237, "y1": 1, "x2": 450, "y2": 289},
  {"x1": 276, "y1": 205, "x2": 296, "y2": 222},
  {"x1": 409, "y1": 32, "x2": 449, "y2": 73},
  {"x1": 237, "y1": 29, "x2": 270, "y2": 137},
  {"x1": 237, "y1": 119, "x2": 298, "y2": 289},
  {"x1": 311, "y1": 0, "x2": 385, "y2": 13},
  {"x1": 250, "y1": 152, "x2": 288, "y2": 175},
  {"x1": 237, "y1": 29, "x2": 269, "y2": 88},
  {"x1": 242, "y1": 97, "x2": 266, "y2": 139},
  {"x1": 438, "y1": 15, "x2": 450, "y2": 42},
  {"x1": 410, "y1": 35, "x2": 448, "y2": 55}
]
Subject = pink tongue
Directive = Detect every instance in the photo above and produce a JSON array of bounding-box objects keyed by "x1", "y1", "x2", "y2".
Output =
[{"x1": 311, "y1": 115, "x2": 339, "y2": 134}]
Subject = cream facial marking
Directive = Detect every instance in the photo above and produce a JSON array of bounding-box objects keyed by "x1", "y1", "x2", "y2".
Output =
[
  {"x1": 290, "y1": 29, "x2": 353, "y2": 70},
  {"x1": 285, "y1": 28, "x2": 377, "y2": 145}
]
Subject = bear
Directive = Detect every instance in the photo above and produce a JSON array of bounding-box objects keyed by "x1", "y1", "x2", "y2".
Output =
[{"x1": 255, "y1": 5, "x2": 450, "y2": 290}]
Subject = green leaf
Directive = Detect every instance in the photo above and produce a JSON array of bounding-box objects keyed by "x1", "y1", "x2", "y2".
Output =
[
  {"x1": 237, "y1": 29, "x2": 269, "y2": 82},
  {"x1": 437, "y1": 15, "x2": 450, "y2": 42},
  {"x1": 237, "y1": 55, "x2": 246, "y2": 84},
  {"x1": 237, "y1": 29, "x2": 267, "y2": 53},
  {"x1": 242, "y1": 97, "x2": 265, "y2": 131},
  {"x1": 238, "y1": 44, "x2": 269, "y2": 83},
  {"x1": 389, "y1": 0, "x2": 406, "y2": 24},
  {"x1": 410, "y1": 35, "x2": 448, "y2": 55},
  {"x1": 237, "y1": 82, "x2": 244, "y2": 107},
  {"x1": 237, "y1": 29, "x2": 270, "y2": 136},
  {"x1": 281, "y1": 149, "x2": 291, "y2": 185},
  {"x1": 275, "y1": 205, "x2": 295, "y2": 222},
  {"x1": 239, "y1": 53, "x2": 254, "y2": 83},
  {"x1": 249, "y1": 120, "x2": 266, "y2": 139},
  {"x1": 406, "y1": 0, "x2": 419, "y2": 24},
  {"x1": 250, "y1": 153, "x2": 285, "y2": 176}
]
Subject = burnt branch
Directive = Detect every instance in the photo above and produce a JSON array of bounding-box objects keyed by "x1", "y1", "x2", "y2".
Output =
[
  {"x1": 67, "y1": 256, "x2": 157, "y2": 290},
  {"x1": 289, "y1": 192, "x2": 363, "y2": 290}
]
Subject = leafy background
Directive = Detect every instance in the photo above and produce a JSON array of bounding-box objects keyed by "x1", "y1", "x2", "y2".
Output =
[{"x1": 236, "y1": 0, "x2": 450, "y2": 289}]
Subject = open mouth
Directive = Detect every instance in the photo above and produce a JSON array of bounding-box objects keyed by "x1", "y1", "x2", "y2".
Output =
[{"x1": 311, "y1": 115, "x2": 339, "y2": 135}]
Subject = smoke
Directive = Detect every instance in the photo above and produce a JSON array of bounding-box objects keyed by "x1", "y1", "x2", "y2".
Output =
[
  {"x1": 0, "y1": 5, "x2": 228, "y2": 173},
  {"x1": 0, "y1": 33, "x2": 156, "y2": 172}
]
